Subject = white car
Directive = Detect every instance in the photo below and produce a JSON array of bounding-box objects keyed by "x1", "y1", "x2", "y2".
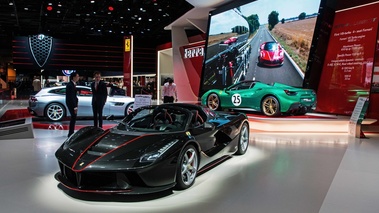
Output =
[{"x1": 28, "y1": 86, "x2": 134, "y2": 121}]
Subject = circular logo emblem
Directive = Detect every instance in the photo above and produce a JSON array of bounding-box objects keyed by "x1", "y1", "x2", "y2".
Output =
[
  {"x1": 232, "y1": 94, "x2": 242, "y2": 106},
  {"x1": 62, "y1": 70, "x2": 75, "y2": 76}
]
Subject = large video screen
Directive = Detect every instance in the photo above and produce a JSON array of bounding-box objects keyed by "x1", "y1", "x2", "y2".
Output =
[{"x1": 199, "y1": 0, "x2": 322, "y2": 95}]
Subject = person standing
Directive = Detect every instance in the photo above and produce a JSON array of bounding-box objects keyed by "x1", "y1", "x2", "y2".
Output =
[
  {"x1": 32, "y1": 76, "x2": 41, "y2": 94},
  {"x1": 44, "y1": 79, "x2": 50, "y2": 88},
  {"x1": 162, "y1": 78, "x2": 178, "y2": 103},
  {"x1": 91, "y1": 71, "x2": 108, "y2": 128},
  {"x1": 66, "y1": 72, "x2": 80, "y2": 137}
]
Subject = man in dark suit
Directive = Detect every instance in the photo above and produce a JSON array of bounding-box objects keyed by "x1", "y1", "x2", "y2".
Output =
[
  {"x1": 91, "y1": 71, "x2": 108, "y2": 128},
  {"x1": 65, "y1": 72, "x2": 80, "y2": 137}
]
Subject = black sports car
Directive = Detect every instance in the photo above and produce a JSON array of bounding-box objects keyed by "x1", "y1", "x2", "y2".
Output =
[{"x1": 55, "y1": 103, "x2": 249, "y2": 194}]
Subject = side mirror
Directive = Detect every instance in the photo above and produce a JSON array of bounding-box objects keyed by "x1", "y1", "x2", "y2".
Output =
[
  {"x1": 203, "y1": 122, "x2": 215, "y2": 130},
  {"x1": 224, "y1": 88, "x2": 229, "y2": 94}
]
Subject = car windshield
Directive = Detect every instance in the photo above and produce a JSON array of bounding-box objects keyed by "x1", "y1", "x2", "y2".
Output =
[
  {"x1": 228, "y1": 81, "x2": 254, "y2": 90},
  {"x1": 264, "y1": 42, "x2": 278, "y2": 51},
  {"x1": 117, "y1": 105, "x2": 190, "y2": 132}
]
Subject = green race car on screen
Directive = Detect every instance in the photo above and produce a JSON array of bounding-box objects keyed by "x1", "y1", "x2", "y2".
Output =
[{"x1": 201, "y1": 80, "x2": 317, "y2": 116}]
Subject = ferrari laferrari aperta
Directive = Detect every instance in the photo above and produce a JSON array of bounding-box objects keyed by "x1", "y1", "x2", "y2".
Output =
[
  {"x1": 258, "y1": 41, "x2": 284, "y2": 66},
  {"x1": 55, "y1": 103, "x2": 249, "y2": 194},
  {"x1": 201, "y1": 80, "x2": 317, "y2": 116}
]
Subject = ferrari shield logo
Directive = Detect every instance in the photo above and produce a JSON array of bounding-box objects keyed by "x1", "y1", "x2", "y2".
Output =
[{"x1": 29, "y1": 34, "x2": 53, "y2": 67}]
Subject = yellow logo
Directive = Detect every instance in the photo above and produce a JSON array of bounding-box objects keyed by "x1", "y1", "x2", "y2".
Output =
[{"x1": 125, "y1": 39, "x2": 131, "y2": 52}]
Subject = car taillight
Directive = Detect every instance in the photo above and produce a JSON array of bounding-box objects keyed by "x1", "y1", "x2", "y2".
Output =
[
  {"x1": 284, "y1": 90, "x2": 297, "y2": 96},
  {"x1": 30, "y1": 96, "x2": 38, "y2": 102}
]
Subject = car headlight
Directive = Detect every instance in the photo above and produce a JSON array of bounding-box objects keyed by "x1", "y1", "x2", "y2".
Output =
[{"x1": 139, "y1": 139, "x2": 179, "y2": 163}]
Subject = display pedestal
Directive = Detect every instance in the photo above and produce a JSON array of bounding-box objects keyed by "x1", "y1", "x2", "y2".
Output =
[{"x1": 348, "y1": 97, "x2": 369, "y2": 139}]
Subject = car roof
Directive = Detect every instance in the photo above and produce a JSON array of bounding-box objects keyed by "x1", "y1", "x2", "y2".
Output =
[{"x1": 35, "y1": 85, "x2": 91, "y2": 95}]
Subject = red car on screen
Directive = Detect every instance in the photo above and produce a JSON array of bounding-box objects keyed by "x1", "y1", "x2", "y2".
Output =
[
  {"x1": 222, "y1": 36, "x2": 238, "y2": 45},
  {"x1": 258, "y1": 41, "x2": 284, "y2": 66}
]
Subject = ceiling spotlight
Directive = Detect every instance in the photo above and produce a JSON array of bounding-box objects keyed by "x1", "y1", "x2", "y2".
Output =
[
  {"x1": 46, "y1": 6, "x2": 53, "y2": 11},
  {"x1": 90, "y1": 0, "x2": 95, "y2": 3},
  {"x1": 9, "y1": 2, "x2": 13, "y2": 6},
  {"x1": 108, "y1": 6, "x2": 114, "y2": 11}
]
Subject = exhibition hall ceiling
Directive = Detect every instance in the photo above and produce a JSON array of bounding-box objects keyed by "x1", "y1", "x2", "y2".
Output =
[{"x1": 0, "y1": 0, "x2": 194, "y2": 43}]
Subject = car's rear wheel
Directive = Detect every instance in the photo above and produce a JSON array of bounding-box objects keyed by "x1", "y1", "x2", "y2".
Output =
[
  {"x1": 45, "y1": 103, "x2": 66, "y2": 121},
  {"x1": 235, "y1": 122, "x2": 249, "y2": 155},
  {"x1": 175, "y1": 145, "x2": 198, "y2": 190},
  {"x1": 124, "y1": 103, "x2": 134, "y2": 116},
  {"x1": 207, "y1": 93, "x2": 221, "y2": 111},
  {"x1": 261, "y1": 96, "x2": 281, "y2": 116}
]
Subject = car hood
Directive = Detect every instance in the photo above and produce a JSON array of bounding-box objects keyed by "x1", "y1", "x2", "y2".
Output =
[
  {"x1": 262, "y1": 49, "x2": 281, "y2": 59},
  {"x1": 55, "y1": 127, "x2": 179, "y2": 171}
]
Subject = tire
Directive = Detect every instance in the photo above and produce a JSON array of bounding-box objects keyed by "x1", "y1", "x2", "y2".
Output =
[
  {"x1": 261, "y1": 96, "x2": 281, "y2": 116},
  {"x1": 124, "y1": 102, "x2": 134, "y2": 116},
  {"x1": 206, "y1": 93, "x2": 221, "y2": 111},
  {"x1": 175, "y1": 145, "x2": 199, "y2": 190},
  {"x1": 45, "y1": 103, "x2": 66, "y2": 121},
  {"x1": 235, "y1": 122, "x2": 249, "y2": 155}
]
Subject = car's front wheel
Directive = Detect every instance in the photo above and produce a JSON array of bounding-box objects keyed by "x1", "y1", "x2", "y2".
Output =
[
  {"x1": 206, "y1": 93, "x2": 221, "y2": 111},
  {"x1": 261, "y1": 96, "x2": 281, "y2": 116},
  {"x1": 235, "y1": 122, "x2": 249, "y2": 155},
  {"x1": 124, "y1": 103, "x2": 134, "y2": 116},
  {"x1": 175, "y1": 145, "x2": 198, "y2": 190},
  {"x1": 45, "y1": 103, "x2": 66, "y2": 121}
]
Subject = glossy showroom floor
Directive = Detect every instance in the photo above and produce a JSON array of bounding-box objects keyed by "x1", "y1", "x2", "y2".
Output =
[{"x1": 1, "y1": 101, "x2": 379, "y2": 213}]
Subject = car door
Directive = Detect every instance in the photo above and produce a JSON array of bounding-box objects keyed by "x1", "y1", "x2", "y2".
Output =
[
  {"x1": 104, "y1": 96, "x2": 127, "y2": 117},
  {"x1": 77, "y1": 87, "x2": 93, "y2": 116},
  {"x1": 221, "y1": 81, "x2": 256, "y2": 108}
]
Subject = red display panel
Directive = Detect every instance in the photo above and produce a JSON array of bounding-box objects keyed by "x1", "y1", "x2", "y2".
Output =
[
  {"x1": 179, "y1": 41, "x2": 205, "y2": 101},
  {"x1": 316, "y1": 3, "x2": 379, "y2": 115}
]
